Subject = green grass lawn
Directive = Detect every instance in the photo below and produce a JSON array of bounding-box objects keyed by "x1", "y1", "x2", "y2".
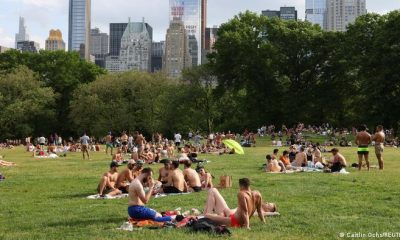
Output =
[{"x1": 1, "y1": 138, "x2": 400, "y2": 240}]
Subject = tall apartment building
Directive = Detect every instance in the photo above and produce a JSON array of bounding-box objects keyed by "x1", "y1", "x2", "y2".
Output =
[
  {"x1": 45, "y1": 29, "x2": 66, "y2": 51},
  {"x1": 17, "y1": 41, "x2": 40, "y2": 53},
  {"x1": 106, "y1": 20, "x2": 152, "y2": 72},
  {"x1": 15, "y1": 17, "x2": 29, "y2": 48},
  {"x1": 152, "y1": 41, "x2": 165, "y2": 72},
  {"x1": 163, "y1": 19, "x2": 192, "y2": 78},
  {"x1": 90, "y1": 28, "x2": 109, "y2": 68},
  {"x1": 305, "y1": 0, "x2": 328, "y2": 29},
  {"x1": 0, "y1": 46, "x2": 10, "y2": 53},
  {"x1": 68, "y1": 0, "x2": 91, "y2": 60},
  {"x1": 169, "y1": 0, "x2": 206, "y2": 66},
  {"x1": 109, "y1": 23, "x2": 128, "y2": 56},
  {"x1": 327, "y1": 0, "x2": 367, "y2": 31}
]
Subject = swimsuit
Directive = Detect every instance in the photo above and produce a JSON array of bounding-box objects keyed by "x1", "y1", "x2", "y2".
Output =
[
  {"x1": 357, "y1": 145, "x2": 369, "y2": 155},
  {"x1": 163, "y1": 186, "x2": 183, "y2": 194},
  {"x1": 230, "y1": 214, "x2": 241, "y2": 228},
  {"x1": 192, "y1": 186, "x2": 202, "y2": 192},
  {"x1": 375, "y1": 143, "x2": 384, "y2": 155},
  {"x1": 128, "y1": 205, "x2": 172, "y2": 222}
]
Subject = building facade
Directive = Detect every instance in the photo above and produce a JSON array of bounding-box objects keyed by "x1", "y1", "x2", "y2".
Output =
[
  {"x1": 305, "y1": 0, "x2": 328, "y2": 29},
  {"x1": 169, "y1": 0, "x2": 206, "y2": 66},
  {"x1": 45, "y1": 29, "x2": 65, "y2": 51},
  {"x1": 15, "y1": 17, "x2": 29, "y2": 48},
  {"x1": 262, "y1": 7, "x2": 298, "y2": 20},
  {"x1": 17, "y1": 41, "x2": 40, "y2": 53},
  {"x1": 327, "y1": 0, "x2": 367, "y2": 31},
  {"x1": 106, "y1": 21, "x2": 152, "y2": 72},
  {"x1": 0, "y1": 46, "x2": 10, "y2": 53},
  {"x1": 163, "y1": 19, "x2": 192, "y2": 78},
  {"x1": 202, "y1": 26, "x2": 218, "y2": 64},
  {"x1": 68, "y1": 0, "x2": 91, "y2": 60},
  {"x1": 90, "y1": 28, "x2": 109, "y2": 68},
  {"x1": 109, "y1": 23, "x2": 128, "y2": 56},
  {"x1": 152, "y1": 41, "x2": 165, "y2": 72}
]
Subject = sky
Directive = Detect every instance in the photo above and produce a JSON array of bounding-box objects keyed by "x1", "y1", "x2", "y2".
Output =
[{"x1": 0, "y1": 0, "x2": 399, "y2": 49}]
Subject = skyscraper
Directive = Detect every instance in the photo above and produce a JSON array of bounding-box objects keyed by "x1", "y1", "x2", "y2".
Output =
[
  {"x1": 90, "y1": 28, "x2": 108, "y2": 67},
  {"x1": 15, "y1": 17, "x2": 29, "y2": 48},
  {"x1": 152, "y1": 41, "x2": 165, "y2": 72},
  {"x1": 327, "y1": 0, "x2": 367, "y2": 31},
  {"x1": 45, "y1": 29, "x2": 65, "y2": 51},
  {"x1": 109, "y1": 23, "x2": 128, "y2": 56},
  {"x1": 106, "y1": 20, "x2": 152, "y2": 73},
  {"x1": 305, "y1": 0, "x2": 328, "y2": 29},
  {"x1": 17, "y1": 41, "x2": 40, "y2": 53},
  {"x1": 163, "y1": 19, "x2": 192, "y2": 78},
  {"x1": 203, "y1": 26, "x2": 218, "y2": 64},
  {"x1": 262, "y1": 7, "x2": 298, "y2": 20},
  {"x1": 68, "y1": 0, "x2": 91, "y2": 60},
  {"x1": 169, "y1": 0, "x2": 206, "y2": 66}
]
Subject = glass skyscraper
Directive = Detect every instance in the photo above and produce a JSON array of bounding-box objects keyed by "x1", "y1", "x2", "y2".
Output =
[
  {"x1": 169, "y1": 0, "x2": 206, "y2": 66},
  {"x1": 305, "y1": 0, "x2": 327, "y2": 30},
  {"x1": 68, "y1": 0, "x2": 91, "y2": 60}
]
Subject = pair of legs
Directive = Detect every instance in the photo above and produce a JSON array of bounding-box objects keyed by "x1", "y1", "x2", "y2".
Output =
[
  {"x1": 106, "y1": 143, "x2": 113, "y2": 155},
  {"x1": 358, "y1": 152, "x2": 369, "y2": 171},
  {"x1": 203, "y1": 188, "x2": 235, "y2": 226},
  {"x1": 97, "y1": 176, "x2": 121, "y2": 196},
  {"x1": 0, "y1": 160, "x2": 16, "y2": 166},
  {"x1": 82, "y1": 145, "x2": 90, "y2": 160},
  {"x1": 128, "y1": 205, "x2": 172, "y2": 222},
  {"x1": 375, "y1": 145, "x2": 384, "y2": 170}
]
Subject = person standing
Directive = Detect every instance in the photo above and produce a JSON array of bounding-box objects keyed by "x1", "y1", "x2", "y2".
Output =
[
  {"x1": 105, "y1": 132, "x2": 113, "y2": 155},
  {"x1": 355, "y1": 125, "x2": 371, "y2": 171},
  {"x1": 372, "y1": 125, "x2": 385, "y2": 170},
  {"x1": 80, "y1": 133, "x2": 91, "y2": 160},
  {"x1": 174, "y1": 133, "x2": 182, "y2": 148}
]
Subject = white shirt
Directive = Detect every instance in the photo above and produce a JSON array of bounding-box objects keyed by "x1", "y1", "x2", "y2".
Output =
[{"x1": 174, "y1": 134, "x2": 182, "y2": 143}]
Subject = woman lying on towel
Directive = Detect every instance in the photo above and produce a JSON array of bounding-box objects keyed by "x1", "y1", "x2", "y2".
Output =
[{"x1": 0, "y1": 159, "x2": 16, "y2": 167}]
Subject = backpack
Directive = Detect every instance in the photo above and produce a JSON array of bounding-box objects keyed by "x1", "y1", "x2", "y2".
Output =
[{"x1": 189, "y1": 218, "x2": 231, "y2": 236}]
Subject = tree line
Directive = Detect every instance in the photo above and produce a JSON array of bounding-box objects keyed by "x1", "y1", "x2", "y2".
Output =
[{"x1": 0, "y1": 10, "x2": 399, "y2": 140}]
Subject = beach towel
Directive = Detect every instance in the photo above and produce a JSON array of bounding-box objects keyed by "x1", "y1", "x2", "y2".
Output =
[
  {"x1": 332, "y1": 169, "x2": 350, "y2": 174},
  {"x1": 86, "y1": 193, "x2": 128, "y2": 199},
  {"x1": 154, "y1": 192, "x2": 192, "y2": 199}
]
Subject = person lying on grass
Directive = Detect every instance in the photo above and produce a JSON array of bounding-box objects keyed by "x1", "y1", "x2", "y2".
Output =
[
  {"x1": 0, "y1": 159, "x2": 16, "y2": 167},
  {"x1": 97, "y1": 161, "x2": 121, "y2": 197},
  {"x1": 128, "y1": 168, "x2": 175, "y2": 222},
  {"x1": 265, "y1": 154, "x2": 286, "y2": 173},
  {"x1": 204, "y1": 178, "x2": 278, "y2": 229}
]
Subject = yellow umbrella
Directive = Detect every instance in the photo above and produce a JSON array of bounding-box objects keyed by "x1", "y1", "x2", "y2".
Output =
[{"x1": 222, "y1": 139, "x2": 245, "y2": 155}]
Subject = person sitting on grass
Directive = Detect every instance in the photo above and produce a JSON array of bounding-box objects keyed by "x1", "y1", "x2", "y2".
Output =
[
  {"x1": 112, "y1": 148, "x2": 123, "y2": 162},
  {"x1": 328, "y1": 148, "x2": 347, "y2": 172},
  {"x1": 183, "y1": 161, "x2": 202, "y2": 192},
  {"x1": 203, "y1": 178, "x2": 266, "y2": 229},
  {"x1": 294, "y1": 147, "x2": 307, "y2": 167},
  {"x1": 197, "y1": 166, "x2": 213, "y2": 189},
  {"x1": 116, "y1": 160, "x2": 136, "y2": 193},
  {"x1": 132, "y1": 160, "x2": 144, "y2": 178},
  {"x1": 97, "y1": 161, "x2": 121, "y2": 197},
  {"x1": 158, "y1": 160, "x2": 171, "y2": 184},
  {"x1": 162, "y1": 160, "x2": 187, "y2": 193},
  {"x1": 265, "y1": 154, "x2": 284, "y2": 173},
  {"x1": 272, "y1": 149, "x2": 279, "y2": 160},
  {"x1": 128, "y1": 168, "x2": 174, "y2": 222},
  {"x1": 279, "y1": 150, "x2": 292, "y2": 170}
]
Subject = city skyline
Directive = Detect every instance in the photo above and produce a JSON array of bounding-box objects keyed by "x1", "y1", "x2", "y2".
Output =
[{"x1": 0, "y1": 0, "x2": 399, "y2": 49}]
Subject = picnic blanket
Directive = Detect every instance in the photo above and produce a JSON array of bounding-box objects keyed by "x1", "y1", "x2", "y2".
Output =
[
  {"x1": 154, "y1": 192, "x2": 192, "y2": 198},
  {"x1": 86, "y1": 193, "x2": 128, "y2": 199},
  {"x1": 34, "y1": 153, "x2": 59, "y2": 159}
]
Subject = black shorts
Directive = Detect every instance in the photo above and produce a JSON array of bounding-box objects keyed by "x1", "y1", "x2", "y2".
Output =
[
  {"x1": 163, "y1": 186, "x2": 182, "y2": 194},
  {"x1": 330, "y1": 162, "x2": 344, "y2": 172},
  {"x1": 175, "y1": 142, "x2": 181, "y2": 147},
  {"x1": 40, "y1": 143, "x2": 45, "y2": 146},
  {"x1": 192, "y1": 186, "x2": 202, "y2": 192},
  {"x1": 122, "y1": 141, "x2": 128, "y2": 146},
  {"x1": 118, "y1": 186, "x2": 128, "y2": 194}
]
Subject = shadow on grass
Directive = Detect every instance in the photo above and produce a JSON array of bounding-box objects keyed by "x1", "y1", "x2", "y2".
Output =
[{"x1": 46, "y1": 217, "x2": 123, "y2": 228}]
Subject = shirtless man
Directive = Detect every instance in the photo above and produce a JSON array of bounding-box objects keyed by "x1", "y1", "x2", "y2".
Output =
[
  {"x1": 128, "y1": 168, "x2": 173, "y2": 222},
  {"x1": 134, "y1": 131, "x2": 145, "y2": 155},
  {"x1": 97, "y1": 161, "x2": 121, "y2": 197},
  {"x1": 167, "y1": 143, "x2": 175, "y2": 158},
  {"x1": 266, "y1": 155, "x2": 283, "y2": 172},
  {"x1": 329, "y1": 148, "x2": 347, "y2": 172},
  {"x1": 204, "y1": 178, "x2": 266, "y2": 229},
  {"x1": 294, "y1": 147, "x2": 307, "y2": 167},
  {"x1": 183, "y1": 161, "x2": 202, "y2": 192},
  {"x1": 158, "y1": 160, "x2": 171, "y2": 184},
  {"x1": 198, "y1": 166, "x2": 213, "y2": 189},
  {"x1": 105, "y1": 132, "x2": 113, "y2": 155},
  {"x1": 121, "y1": 131, "x2": 129, "y2": 154},
  {"x1": 162, "y1": 161, "x2": 187, "y2": 193},
  {"x1": 355, "y1": 124, "x2": 372, "y2": 171},
  {"x1": 372, "y1": 125, "x2": 385, "y2": 170},
  {"x1": 112, "y1": 148, "x2": 123, "y2": 162},
  {"x1": 116, "y1": 160, "x2": 135, "y2": 193},
  {"x1": 132, "y1": 160, "x2": 144, "y2": 178}
]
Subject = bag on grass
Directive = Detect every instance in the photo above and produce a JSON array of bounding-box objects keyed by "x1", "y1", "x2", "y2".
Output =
[{"x1": 190, "y1": 218, "x2": 231, "y2": 235}]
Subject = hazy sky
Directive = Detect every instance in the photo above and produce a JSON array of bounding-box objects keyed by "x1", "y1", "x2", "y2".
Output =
[{"x1": 0, "y1": 0, "x2": 399, "y2": 48}]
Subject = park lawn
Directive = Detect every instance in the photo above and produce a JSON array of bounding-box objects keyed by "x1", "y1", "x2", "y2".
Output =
[{"x1": 1, "y1": 138, "x2": 400, "y2": 240}]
